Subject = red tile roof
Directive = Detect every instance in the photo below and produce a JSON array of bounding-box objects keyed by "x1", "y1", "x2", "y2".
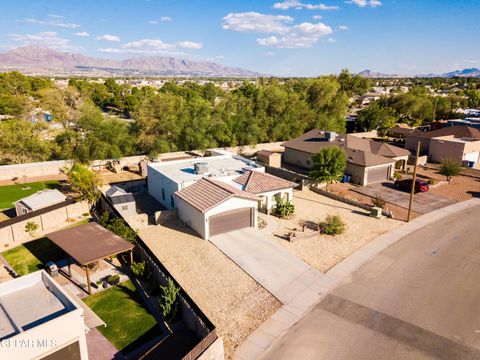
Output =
[
  {"x1": 174, "y1": 178, "x2": 258, "y2": 213},
  {"x1": 233, "y1": 171, "x2": 298, "y2": 194}
]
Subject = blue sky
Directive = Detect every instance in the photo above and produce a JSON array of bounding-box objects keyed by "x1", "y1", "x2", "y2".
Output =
[{"x1": 0, "y1": 0, "x2": 479, "y2": 76}]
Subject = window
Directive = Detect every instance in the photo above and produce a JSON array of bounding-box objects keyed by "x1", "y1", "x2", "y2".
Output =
[
  {"x1": 161, "y1": 188, "x2": 165, "y2": 201},
  {"x1": 170, "y1": 194, "x2": 175, "y2": 208},
  {"x1": 22, "y1": 207, "x2": 29, "y2": 214},
  {"x1": 306, "y1": 159, "x2": 311, "y2": 166}
]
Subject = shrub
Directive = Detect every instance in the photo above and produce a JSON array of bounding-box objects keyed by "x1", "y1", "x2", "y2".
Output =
[
  {"x1": 371, "y1": 196, "x2": 386, "y2": 209},
  {"x1": 439, "y1": 158, "x2": 462, "y2": 183},
  {"x1": 426, "y1": 178, "x2": 437, "y2": 185},
  {"x1": 25, "y1": 221, "x2": 39, "y2": 236},
  {"x1": 131, "y1": 261, "x2": 146, "y2": 278},
  {"x1": 272, "y1": 198, "x2": 295, "y2": 219},
  {"x1": 318, "y1": 215, "x2": 345, "y2": 235},
  {"x1": 107, "y1": 274, "x2": 120, "y2": 285},
  {"x1": 98, "y1": 212, "x2": 137, "y2": 243},
  {"x1": 159, "y1": 278, "x2": 180, "y2": 323},
  {"x1": 393, "y1": 172, "x2": 403, "y2": 180}
]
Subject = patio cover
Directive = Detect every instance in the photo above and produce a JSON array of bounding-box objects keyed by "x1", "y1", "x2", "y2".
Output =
[{"x1": 47, "y1": 222, "x2": 134, "y2": 266}]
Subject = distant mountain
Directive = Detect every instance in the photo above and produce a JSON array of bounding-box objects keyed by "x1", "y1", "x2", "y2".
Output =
[
  {"x1": 439, "y1": 68, "x2": 480, "y2": 78},
  {"x1": 0, "y1": 46, "x2": 260, "y2": 77},
  {"x1": 357, "y1": 69, "x2": 403, "y2": 79}
]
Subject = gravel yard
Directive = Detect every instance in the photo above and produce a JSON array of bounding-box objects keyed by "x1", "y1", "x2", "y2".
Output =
[
  {"x1": 268, "y1": 189, "x2": 402, "y2": 273},
  {"x1": 138, "y1": 220, "x2": 281, "y2": 358}
]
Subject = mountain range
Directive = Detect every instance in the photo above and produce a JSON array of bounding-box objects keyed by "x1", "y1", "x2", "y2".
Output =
[
  {"x1": 0, "y1": 46, "x2": 260, "y2": 77},
  {"x1": 359, "y1": 68, "x2": 480, "y2": 79}
]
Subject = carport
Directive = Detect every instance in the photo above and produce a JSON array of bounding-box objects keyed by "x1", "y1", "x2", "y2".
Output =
[{"x1": 47, "y1": 222, "x2": 135, "y2": 294}]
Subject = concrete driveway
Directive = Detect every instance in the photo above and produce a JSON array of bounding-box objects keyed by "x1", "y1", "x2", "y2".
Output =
[
  {"x1": 352, "y1": 181, "x2": 456, "y2": 214},
  {"x1": 210, "y1": 228, "x2": 324, "y2": 304}
]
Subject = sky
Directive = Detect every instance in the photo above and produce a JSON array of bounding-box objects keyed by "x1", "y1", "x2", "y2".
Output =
[{"x1": 0, "y1": 0, "x2": 479, "y2": 77}]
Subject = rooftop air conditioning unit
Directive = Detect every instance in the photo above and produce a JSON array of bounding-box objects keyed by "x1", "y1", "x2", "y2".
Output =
[
  {"x1": 325, "y1": 131, "x2": 336, "y2": 141},
  {"x1": 194, "y1": 162, "x2": 209, "y2": 175}
]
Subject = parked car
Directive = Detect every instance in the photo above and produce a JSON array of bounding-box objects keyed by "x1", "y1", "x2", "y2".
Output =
[{"x1": 394, "y1": 179, "x2": 429, "y2": 193}]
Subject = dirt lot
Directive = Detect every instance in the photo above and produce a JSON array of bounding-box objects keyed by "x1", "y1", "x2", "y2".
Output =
[
  {"x1": 266, "y1": 189, "x2": 402, "y2": 273},
  {"x1": 138, "y1": 220, "x2": 281, "y2": 358}
]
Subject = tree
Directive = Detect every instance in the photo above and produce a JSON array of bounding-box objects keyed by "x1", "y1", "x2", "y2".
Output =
[
  {"x1": 338, "y1": 69, "x2": 372, "y2": 97},
  {"x1": 159, "y1": 278, "x2": 180, "y2": 323},
  {"x1": 25, "y1": 221, "x2": 39, "y2": 236},
  {"x1": 272, "y1": 198, "x2": 295, "y2": 219},
  {"x1": 67, "y1": 163, "x2": 100, "y2": 204},
  {"x1": 439, "y1": 158, "x2": 462, "y2": 184},
  {"x1": 309, "y1": 147, "x2": 347, "y2": 191},
  {"x1": 355, "y1": 102, "x2": 397, "y2": 134}
]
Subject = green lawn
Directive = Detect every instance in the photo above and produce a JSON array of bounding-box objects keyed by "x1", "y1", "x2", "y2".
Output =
[
  {"x1": 0, "y1": 180, "x2": 61, "y2": 210},
  {"x1": 1, "y1": 218, "x2": 91, "y2": 275},
  {"x1": 1, "y1": 237, "x2": 65, "y2": 275},
  {"x1": 83, "y1": 280, "x2": 160, "y2": 351}
]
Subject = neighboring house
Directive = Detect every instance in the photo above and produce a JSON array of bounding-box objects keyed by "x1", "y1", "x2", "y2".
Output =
[
  {"x1": 446, "y1": 118, "x2": 480, "y2": 129},
  {"x1": 232, "y1": 170, "x2": 297, "y2": 214},
  {"x1": 256, "y1": 150, "x2": 282, "y2": 168},
  {"x1": 386, "y1": 125, "x2": 416, "y2": 140},
  {"x1": 404, "y1": 126, "x2": 480, "y2": 157},
  {"x1": 15, "y1": 189, "x2": 66, "y2": 216},
  {"x1": 147, "y1": 150, "x2": 264, "y2": 210},
  {"x1": 429, "y1": 135, "x2": 480, "y2": 168},
  {"x1": 283, "y1": 129, "x2": 410, "y2": 186},
  {"x1": 106, "y1": 185, "x2": 136, "y2": 217},
  {"x1": 0, "y1": 271, "x2": 88, "y2": 359},
  {"x1": 175, "y1": 178, "x2": 258, "y2": 240}
]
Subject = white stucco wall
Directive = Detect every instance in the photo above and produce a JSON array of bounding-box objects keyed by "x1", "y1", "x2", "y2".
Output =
[
  {"x1": 176, "y1": 195, "x2": 258, "y2": 240},
  {"x1": 147, "y1": 166, "x2": 182, "y2": 210}
]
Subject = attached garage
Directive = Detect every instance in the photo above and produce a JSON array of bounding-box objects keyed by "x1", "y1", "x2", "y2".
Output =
[
  {"x1": 365, "y1": 165, "x2": 391, "y2": 185},
  {"x1": 209, "y1": 208, "x2": 254, "y2": 236},
  {"x1": 175, "y1": 178, "x2": 258, "y2": 240}
]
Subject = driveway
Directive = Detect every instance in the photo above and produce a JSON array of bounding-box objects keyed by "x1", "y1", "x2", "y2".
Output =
[
  {"x1": 261, "y1": 201, "x2": 480, "y2": 360},
  {"x1": 210, "y1": 228, "x2": 324, "y2": 304},
  {"x1": 352, "y1": 181, "x2": 456, "y2": 214}
]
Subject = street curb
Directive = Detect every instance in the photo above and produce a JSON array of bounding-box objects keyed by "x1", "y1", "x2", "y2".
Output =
[{"x1": 234, "y1": 198, "x2": 480, "y2": 360}]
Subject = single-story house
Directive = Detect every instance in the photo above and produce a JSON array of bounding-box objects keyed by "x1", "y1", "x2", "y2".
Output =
[
  {"x1": 256, "y1": 150, "x2": 282, "y2": 168},
  {"x1": 15, "y1": 189, "x2": 66, "y2": 216},
  {"x1": 175, "y1": 178, "x2": 259, "y2": 240},
  {"x1": 282, "y1": 129, "x2": 410, "y2": 186},
  {"x1": 147, "y1": 150, "x2": 264, "y2": 210},
  {"x1": 404, "y1": 125, "x2": 480, "y2": 154},
  {"x1": 106, "y1": 185, "x2": 136, "y2": 217},
  {"x1": 232, "y1": 170, "x2": 298, "y2": 214}
]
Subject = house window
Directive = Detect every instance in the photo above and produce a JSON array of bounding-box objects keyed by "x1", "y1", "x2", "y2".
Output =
[
  {"x1": 122, "y1": 205, "x2": 128, "y2": 211},
  {"x1": 161, "y1": 188, "x2": 165, "y2": 201},
  {"x1": 22, "y1": 207, "x2": 29, "y2": 214},
  {"x1": 170, "y1": 194, "x2": 174, "y2": 208},
  {"x1": 306, "y1": 159, "x2": 311, "y2": 166}
]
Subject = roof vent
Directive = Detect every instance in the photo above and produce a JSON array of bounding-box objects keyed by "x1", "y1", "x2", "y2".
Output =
[
  {"x1": 325, "y1": 131, "x2": 336, "y2": 141},
  {"x1": 194, "y1": 162, "x2": 209, "y2": 175}
]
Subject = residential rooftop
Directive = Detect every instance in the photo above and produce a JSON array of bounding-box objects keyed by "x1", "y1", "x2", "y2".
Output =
[
  {"x1": 0, "y1": 271, "x2": 78, "y2": 340},
  {"x1": 148, "y1": 151, "x2": 263, "y2": 184}
]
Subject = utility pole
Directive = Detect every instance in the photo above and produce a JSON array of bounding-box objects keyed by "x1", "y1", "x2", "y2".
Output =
[{"x1": 407, "y1": 141, "x2": 421, "y2": 222}]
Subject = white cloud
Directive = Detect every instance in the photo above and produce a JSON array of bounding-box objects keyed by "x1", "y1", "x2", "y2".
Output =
[
  {"x1": 74, "y1": 31, "x2": 90, "y2": 37},
  {"x1": 149, "y1": 16, "x2": 172, "y2": 24},
  {"x1": 264, "y1": 51, "x2": 276, "y2": 56},
  {"x1": 8, "y1": 31, "x2": 72, "y2": 50},
  {"x1": 223, "y1": 12, "x2": 332, "y2": 48},
  {"x1": 346, "y1": 0, "x2": 382, "y2": 7},
  {"x1": 48, "y1": 14, "x2": 64, "y2": 19},
  {"x1": 273, "y1": 0, "x2": 338, "y2": 10},
  {"x1": 312, "y1": 15, "x2": 323, "y2": 19},
  {"x1": 327, "y1": 37, "x2": 336, "y2": 43},
  {"x1": 339, "y1": 25, "x2": 349, "y2": 30},
  {"x1": 99, "y1": 38, "x2": 203, "y2": 54},
  {"x1": 160, "y1": 16, "x2": 172, "y2": 21},
  {"x1": 215, "y1": 55, "x2": 225, "y2": 59},
  {"x1": 222, "y1": 12, "x2": 293, "y2": 34},
  {"x1": 24, "y1": 17, "x2": 80, "y2": 28},
  {"x1": 148, "y1": 20, "x2": 159, "y2": 25},
  {"x1": 96, "y1": 34, "x2": 120, "y2": 42}
]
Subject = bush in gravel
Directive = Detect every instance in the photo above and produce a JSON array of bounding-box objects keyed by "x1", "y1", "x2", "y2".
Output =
[
  {"x1": 371, "y1": 196, "x2": 386, "y2": 209},
  {"x1": 439, "y1": 158, "x2": 462, "y2": 184},
  {"x1": 318, "y1": 215, "x2": 345, "y2": 236},
  {"x1": 272, "y1": 198, "x2": 295, "y2": 219}
]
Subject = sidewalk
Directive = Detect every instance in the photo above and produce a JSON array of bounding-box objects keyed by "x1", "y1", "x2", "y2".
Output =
[{"x1": 233, "y1": 198, "x2": 480, "y2": 360}]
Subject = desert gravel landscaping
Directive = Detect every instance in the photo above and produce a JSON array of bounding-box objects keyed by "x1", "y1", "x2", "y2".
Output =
[
  {"x1": 268, "y1": 189, "x2": 402, "y2": 273},
  {"x1": 138, "y1": 220, "x2": 281, "y2": 359}
]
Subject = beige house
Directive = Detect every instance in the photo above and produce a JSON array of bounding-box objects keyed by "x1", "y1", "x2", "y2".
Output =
[
  {"x1": 283, "y1": 129, "x2": 410, "y2": 186},
  {"x1": 429, "y1": 135, "x2": 480, "y2": 168}
]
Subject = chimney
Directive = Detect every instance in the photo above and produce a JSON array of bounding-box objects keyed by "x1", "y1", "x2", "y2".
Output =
[{"x1": 325, "y1": 131, "x2": 336, "y2": 142}]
